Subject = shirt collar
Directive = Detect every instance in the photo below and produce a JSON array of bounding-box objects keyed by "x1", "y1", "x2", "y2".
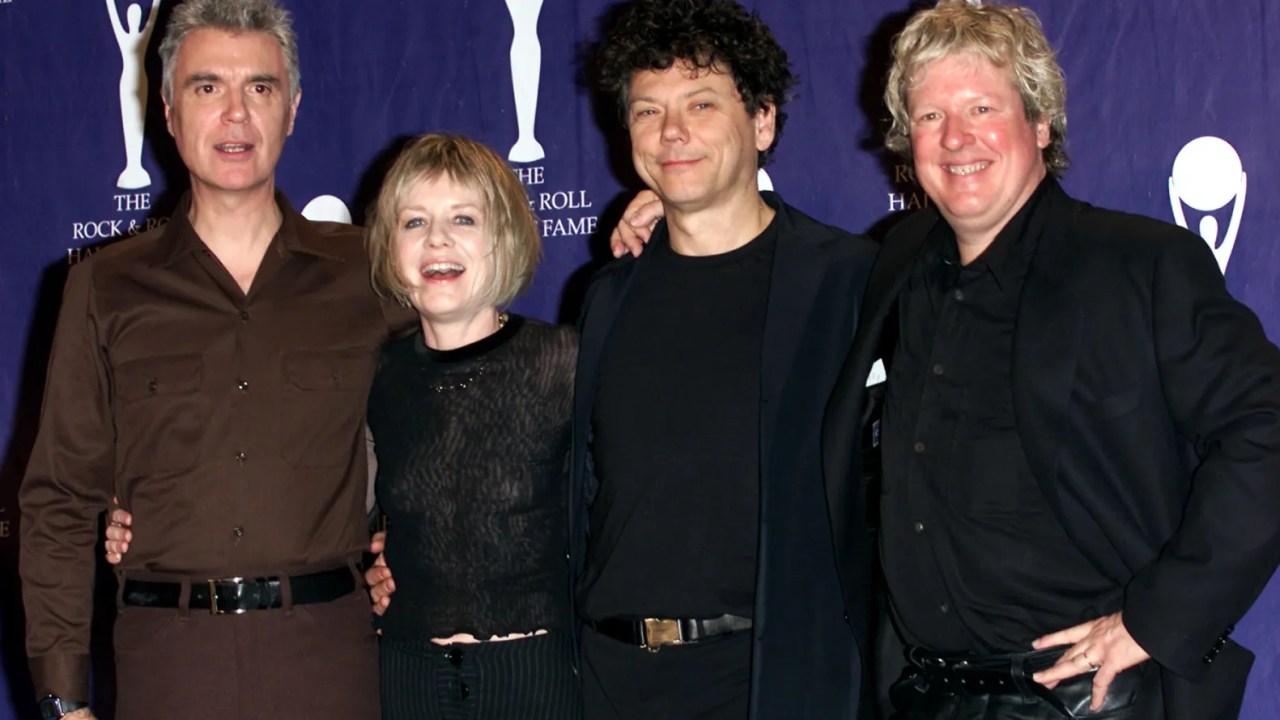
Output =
[
  {"x1": 935, "y1": 175, "x2": 1054, "y2": 290},
  {"x1": 152, "y1": 189, "x2": 345, "y2": 267}
]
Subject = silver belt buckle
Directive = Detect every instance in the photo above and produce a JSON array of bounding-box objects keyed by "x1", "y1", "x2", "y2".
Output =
[{"x1": 206, "y1": 576, "x2": 245, "y2": 615}]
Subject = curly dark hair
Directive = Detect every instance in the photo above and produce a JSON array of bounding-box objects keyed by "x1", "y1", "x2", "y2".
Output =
[{"x1": 595, "y1": 0, "x2": 797, "y2": 166}]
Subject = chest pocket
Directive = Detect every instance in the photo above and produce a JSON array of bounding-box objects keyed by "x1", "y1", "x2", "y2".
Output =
[
  {"x1": 113, "y1": 354, "x2": 207, "y2": 474},
  {"x1": 279, "y1": 349, "x2": 374, "y2": 467}
]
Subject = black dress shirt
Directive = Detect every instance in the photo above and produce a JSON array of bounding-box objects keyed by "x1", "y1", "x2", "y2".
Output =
[{"x1": 880, "y1": 179, "x2": 1120, "y2": 653}]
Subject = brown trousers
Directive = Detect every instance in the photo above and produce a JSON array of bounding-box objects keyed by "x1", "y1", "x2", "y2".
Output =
[{"x1": 112, "y1": 588, "x2": 379, "y2": 720}]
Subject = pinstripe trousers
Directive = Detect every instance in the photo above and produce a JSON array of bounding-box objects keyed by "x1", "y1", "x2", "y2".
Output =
[{"x1": 380, "y1": 631, "x2": 582, "y2": 719}]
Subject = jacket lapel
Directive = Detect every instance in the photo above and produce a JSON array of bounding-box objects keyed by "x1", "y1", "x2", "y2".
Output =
[
  {"x1": 1012, "y1": 183, "x2": 1085, "y2": 504},
  {"x1": 823, "y1": 210, "x2": 935, "y2": 543},
  {"x1": 759, "y1": 202, "x2": 828, "y2": 471}
]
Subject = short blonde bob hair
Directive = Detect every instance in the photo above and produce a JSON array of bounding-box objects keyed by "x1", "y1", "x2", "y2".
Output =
[
  {"x1": 884, "y1": 0, "x2": 1069, "y2": 174},
  {"x1": 366, "y1": 134, "x2": 540, "y2": 310}
]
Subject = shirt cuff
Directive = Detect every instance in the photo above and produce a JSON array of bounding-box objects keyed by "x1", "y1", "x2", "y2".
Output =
[{"x1": 29, "y1": 652, "x2": 90, "y2": 703}]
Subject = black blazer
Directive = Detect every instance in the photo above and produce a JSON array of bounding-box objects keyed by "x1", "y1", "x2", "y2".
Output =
[
  {"x1": 571, "y1": 192, "x2": 879, "y2": 719},
  {"x1": 822, "y1": 180, "x2": 1280, "y2": 719}
]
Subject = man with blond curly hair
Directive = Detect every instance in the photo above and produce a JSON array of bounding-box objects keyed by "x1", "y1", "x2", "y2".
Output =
[{"x1": 823, "y1": 1, "x2": 1280, "y2": 718}]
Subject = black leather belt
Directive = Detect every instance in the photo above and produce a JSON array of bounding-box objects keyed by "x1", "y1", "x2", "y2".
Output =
[
  {"x1": 898, "y1": 645, "x2": 1146, "y2": 719},
  {"x1": 589, "y1": 613, "x2": 752, "y2": 652},
  {"x1": 906, "y1": 645, "x2": 1067, "y2": 697},
  {"x1": 121, "y1": 567, "x2": 356, "y2": 615}
]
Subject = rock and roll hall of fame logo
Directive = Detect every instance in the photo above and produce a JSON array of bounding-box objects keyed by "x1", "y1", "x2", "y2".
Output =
[
  {"x1": 69, "y1": 0, "x2": 165, "y2": 260},
  {"x1": 1169, "y1": 136, "x2": 1247, "y2": 275},
  {"x1": 506, "y1": 0, "x2": 545, "y2": 163},
  {"x1": 108, "y1": 0, "x2": 160, "y2": 190}
]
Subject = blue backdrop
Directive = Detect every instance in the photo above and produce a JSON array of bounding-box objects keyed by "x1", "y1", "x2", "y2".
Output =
[{"x1": 1, "y1": 0, "x2": 1276, "y2": 717}]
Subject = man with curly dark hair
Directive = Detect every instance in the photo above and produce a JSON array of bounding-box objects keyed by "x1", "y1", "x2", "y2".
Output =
[{"x1": 570, "y1": 1, "x2": 879, "y2": 718}]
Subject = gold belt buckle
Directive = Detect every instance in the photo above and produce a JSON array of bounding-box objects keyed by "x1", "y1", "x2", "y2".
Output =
[
  {"x1": 207, "y1": 579, "x2": 224, "y2": 615},
  {"x1": 641, "y1": 618, "x2": 683, "y2": 653}
]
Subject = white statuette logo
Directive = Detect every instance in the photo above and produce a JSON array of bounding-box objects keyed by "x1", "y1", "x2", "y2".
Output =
[
  {"x1": 301, "y1": 195, "x2": 353, "y2": 224},
  {"x1": 756, "y1": 168, "x2": 774, "y2": 192},
  {"x1": 505, "y1": 0, "x2": 545, "y2": 162},
  {"x1": 1169, "y1": 136, "x2": 1247, "y2": 274},
  {"x1": 107, "y1": 0, "x2": 161, "y2": 189}
]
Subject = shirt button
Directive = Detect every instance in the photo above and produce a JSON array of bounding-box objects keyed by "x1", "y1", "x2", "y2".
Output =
[
  {"x1": 953, "y1": 289, "x2": 965, "y2": 301},
  {"x1": 235, "y1": 451, "x2": 247, "y2": 465},
  {"x1": 239, "y1": 310, "x2": 250, "y2": 321},
  {"x1": 147, "y1": 379, "x2": 158, "y2": 393},
  {"x1": 913, "y1": 521, "x2": 926, "y2": 533},
  {"x1": 237, "y1": 379, "x2": 250, "y2": 392},
  {"x1": 940, "y1": 603, "x2": 950, "y2": 614},
  {"x1": 932, "y1": 364, "x2": 944, "y2": 375},
  {"x1": 232, "y1": 526, "x2": 244, "y2": 538},
  {"x1": 913, "y1": 441, "x2": 926, "y2": 453}
]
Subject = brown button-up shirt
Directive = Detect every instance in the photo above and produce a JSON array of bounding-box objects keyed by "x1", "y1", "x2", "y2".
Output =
[{"x1": 19, "y1": 192, "x2": 410, "y2": 700}]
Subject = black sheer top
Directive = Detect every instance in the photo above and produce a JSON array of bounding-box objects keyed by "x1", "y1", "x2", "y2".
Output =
[{"x1": 368, "y1": 315, "x2": 577, "y2": 639}]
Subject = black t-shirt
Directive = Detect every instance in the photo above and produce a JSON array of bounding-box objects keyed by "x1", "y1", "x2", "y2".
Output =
[
  {"x1": 368, "y1": 315, "x2": 578, "y2": 639},
  {"x1": 581, "y1": 221, "x2": 777, "y2": 621}
]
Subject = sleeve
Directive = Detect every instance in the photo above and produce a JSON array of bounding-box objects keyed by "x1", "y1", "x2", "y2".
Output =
[
  {"x1": 1122, "y1": 229, "x2": 1280, "y2": 680},
  {"x1": 377, "y1": 292, "x2": 419, "y2": 339},
  {"x1": 19, "y1": 264, "x2": 116, "y2": 701}
]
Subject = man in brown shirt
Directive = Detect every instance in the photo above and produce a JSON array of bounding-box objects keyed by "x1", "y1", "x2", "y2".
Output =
[{"x1": 19, "y1": 1, "x2": 397, "y2": 718}]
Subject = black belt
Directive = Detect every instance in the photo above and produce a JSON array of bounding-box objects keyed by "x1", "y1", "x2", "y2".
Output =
[
  {"x1": 898, "y1": 646, "x2": 1146, "y2": 719},
  {"x1": 122, "y1": 567, "x2": 356, "y2": 615},
  {"x1": 589, "y1": 613, "x2": 752, "y2": 652}
]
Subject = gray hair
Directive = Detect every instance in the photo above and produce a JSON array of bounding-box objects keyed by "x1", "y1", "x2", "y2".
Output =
[
  {"x1": 159, "y1": 0, "x2": 300, "y2": 103},
  {"x1": 884, "y1": 0, "x2": 1069, "y2": 174}
]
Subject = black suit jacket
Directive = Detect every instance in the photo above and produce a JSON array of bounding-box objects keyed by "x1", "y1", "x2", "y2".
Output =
[
  {"x1": 822, "y1": 180, "x2": 1280, "y2": 719},
  {"x1": 571, "y1": 192, "x2": 879, "y2": 719}
]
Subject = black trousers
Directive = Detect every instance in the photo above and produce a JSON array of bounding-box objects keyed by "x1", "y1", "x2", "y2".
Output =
[
  {"x1": 580, "y1": 625, "x2": 752, "y2": 720},
  {"x1": 380, "y1": 631, "x2": 581, "y2": 720}
]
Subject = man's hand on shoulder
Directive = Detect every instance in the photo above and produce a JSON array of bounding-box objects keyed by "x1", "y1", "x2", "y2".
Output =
[
  {"x1": 609, "y1": 190, "x2": 662, "y2": 258},
  {"x1": 1031, "y1": 611, "x2": 1151, "y2": 712}
]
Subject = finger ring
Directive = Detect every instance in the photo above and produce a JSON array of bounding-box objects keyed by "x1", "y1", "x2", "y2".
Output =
[{"x1": 1080, "y1": 651, "x2": 1100, "y2": 672}]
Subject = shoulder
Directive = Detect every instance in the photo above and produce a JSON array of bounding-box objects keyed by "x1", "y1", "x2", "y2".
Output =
[
  {"x1": 513, "y1": 316, "x2": 578, "y2": 385},
  {"x1": 517, "y1": 316, "x2": 580, "y2": 355},
  {"x1": 773, "y1": 195, "x2": 878, "y2": 264},
  {"x1": 67, "y1": 224, "x2": 173, "y2": 292},
  {"x1": 883, "y1": 207, "x2": 942, "y2": 250},
  {"x1": 578, "y1": 252, "x2": 640, "y2": 325},
  {"x1": 79, "y1": 223, "x2": 170, "y2": 267},
  {"x1": 374, "y1": 329, "x2": 418, "y2": 371},
  {"x1": 298, "y1": 219, "x2": 368, "y2": 263},
  {"x1": 585, "y1": 252, "x2": 638, "y2": 290},
  {"x1": 1075, "y1": 202, "x2": 1204, "y2": 255},
  {"x1": 1062, "y1": 199, "x2": 1222, "y2": 289}
]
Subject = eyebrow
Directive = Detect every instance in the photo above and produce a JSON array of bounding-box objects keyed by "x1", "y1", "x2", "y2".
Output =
[
  {"x1": 182, "y1": 73, "x2": 221, "y2": 88},
  {"x1": 629, "y1": 85, "x2": 719, "y2": 106},
  {"x1": 397, "y1": 202, "x2": 483, "y2": 214},
  {"x1": 181, "y1": 72, "x2": 282, "y2": 88}
]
